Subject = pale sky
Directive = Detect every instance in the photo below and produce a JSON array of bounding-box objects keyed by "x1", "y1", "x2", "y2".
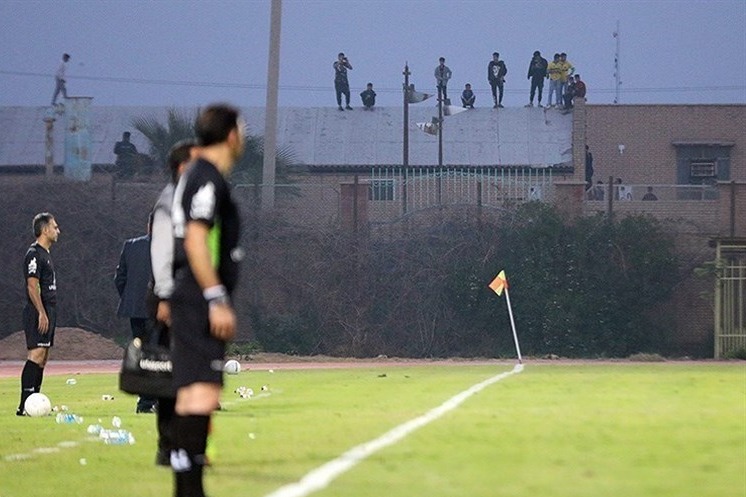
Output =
[{"x1": 1, "y1": 0, "x2": 744, "y2": 108}]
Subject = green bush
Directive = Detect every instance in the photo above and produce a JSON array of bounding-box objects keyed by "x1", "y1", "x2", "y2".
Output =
[
  {"x1": 253, "y1": 311, "x2": 321, "y2": 356},
  {"x1": 723, "y1": 347, "x2": 746, "y2": 360}
]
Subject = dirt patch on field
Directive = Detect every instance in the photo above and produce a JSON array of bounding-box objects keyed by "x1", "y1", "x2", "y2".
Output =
[
  {"x1": 0, "y1": 328, "x2": 735, "y2": 380},
  {"x1": 0, "y1": 329, "x2": 497, "y2": 364},
  {"x1": 0, "y1": 327, "x2": 124, "y2": 360},
  {"x1": 0, "y1": 328, "x2": 511, "y2": 378}
]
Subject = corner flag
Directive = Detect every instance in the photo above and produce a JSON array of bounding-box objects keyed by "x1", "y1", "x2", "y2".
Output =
[
  {"x1": 488, "y1": 270, "x2": 509, "y2": 296},
  {"x1": 488, "y1": 269, "x2": 522, "y2": 363}
]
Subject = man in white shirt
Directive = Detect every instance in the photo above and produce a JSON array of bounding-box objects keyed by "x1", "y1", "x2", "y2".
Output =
[{"x1": 52, "y1": 53, "x2": 70, "y2": 105}]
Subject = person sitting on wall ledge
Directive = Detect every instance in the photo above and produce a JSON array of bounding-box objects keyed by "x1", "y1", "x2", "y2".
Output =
[{"x1": 642, "y1": 186, "x2": 658, "y2": 201}]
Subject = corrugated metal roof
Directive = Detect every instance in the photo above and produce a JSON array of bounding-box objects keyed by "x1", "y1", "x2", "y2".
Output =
[{"x1": 0, "y1": 105, "x2": 573, "y2": 168}]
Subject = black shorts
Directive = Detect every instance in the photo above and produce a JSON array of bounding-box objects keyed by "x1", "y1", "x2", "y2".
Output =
[
  {"x1": 24, "y1": 304, "x2": 56, "y2": 349},
  {"x1": 170, "y1": 294, "x2": 225, "y2": 390}
]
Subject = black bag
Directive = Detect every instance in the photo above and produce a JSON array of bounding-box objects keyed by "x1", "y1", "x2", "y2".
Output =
[{"x1": 118, "y1": 338, "x2": 175, "y2": 398}]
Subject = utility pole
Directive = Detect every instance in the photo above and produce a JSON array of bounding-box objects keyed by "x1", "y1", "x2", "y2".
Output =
[{"x1": 262, "y1": 0, "x2": 282, "y2": 210}]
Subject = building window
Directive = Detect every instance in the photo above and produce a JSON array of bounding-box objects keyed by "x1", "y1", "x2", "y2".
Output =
[
  {"x1": 369, "y1": 179, "x2": 395, "y2": 201},
  {"x1": 674, "y1": 142, "x2": 732, "y2": 186}
]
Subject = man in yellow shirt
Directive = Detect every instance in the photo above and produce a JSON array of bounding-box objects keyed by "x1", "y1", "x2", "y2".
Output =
[{"x1": 546, "y1": 53, "x2": 562, "y2": 108}]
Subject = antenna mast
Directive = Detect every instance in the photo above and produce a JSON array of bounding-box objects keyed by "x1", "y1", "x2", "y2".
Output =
[{"x1": 613, "y1": 20, "x2": 621, "y2": 104}]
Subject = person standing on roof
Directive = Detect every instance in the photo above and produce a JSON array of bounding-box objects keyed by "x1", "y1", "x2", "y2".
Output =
[
  {"x1": 334, "y1": 52, "x2": 353, "y2": 111},
  {"x1": 487, "y1": 52, "x2": 508, "y2": 108},
  {"x1": 51, "y1": 53, "x2": 70, "y2": 106},
  {"x1": 526, "y1": 50, "x2": 548, "y2": 107},
  {"x1": 434, "y1": 57, "x2": 452, "y2": 101},
  {"x1": 546, "y1": 53, "x2": 562, "y2": 108}
]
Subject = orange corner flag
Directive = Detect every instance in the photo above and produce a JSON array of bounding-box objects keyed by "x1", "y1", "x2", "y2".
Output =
[{"x1": 488, "y1": 270, "x2": 509, "y2": 296}]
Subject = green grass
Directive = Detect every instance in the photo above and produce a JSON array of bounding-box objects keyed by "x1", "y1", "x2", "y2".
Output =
[{"x1": 0, "y1": 363, "x2": 744, "y2": 497}]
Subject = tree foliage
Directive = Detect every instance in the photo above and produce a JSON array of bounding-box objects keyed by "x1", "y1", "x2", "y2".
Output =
[{"x1": 247, "y1": 203, "x2": 680, "y2": 358}]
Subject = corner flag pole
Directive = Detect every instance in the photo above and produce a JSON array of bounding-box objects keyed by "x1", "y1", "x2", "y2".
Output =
[
  {"x1": 488, "y1": 270, "x2": 523, "y2": 364},
  {"x1": 503, "y1": 287, "x2": 522, "y2": 364}
]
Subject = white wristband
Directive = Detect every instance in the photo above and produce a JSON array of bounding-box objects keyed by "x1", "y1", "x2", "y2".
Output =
[{"x1": 203, "y1": 285, "x2": 227, "y2": 301}]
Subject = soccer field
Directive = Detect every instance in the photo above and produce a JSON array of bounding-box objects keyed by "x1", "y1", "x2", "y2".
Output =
[{"x1": 0, "y1": 362, "x2": 744, "y2": 497}]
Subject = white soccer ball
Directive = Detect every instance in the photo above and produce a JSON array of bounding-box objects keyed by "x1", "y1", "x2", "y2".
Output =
[
  {"x1": 224, "y1": 359, "x2": 241, "y2": 375},
  {"x1": 24, "y1": 393, "x2": 52, "y2": 417}
]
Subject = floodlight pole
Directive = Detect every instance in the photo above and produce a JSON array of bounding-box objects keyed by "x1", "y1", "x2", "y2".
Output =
[
  {"x1": 437, "y1": 86, "x2": 443, "y2": 168},
  {"x1": 403, "y1": 63, "x2": 410, "y2": 168},
  {"x1": 437, "y1": 86, "x2": 444, "y2": 206},
  {"x1": 402, "y1": 63, "x2": 410, "y2": 215}
]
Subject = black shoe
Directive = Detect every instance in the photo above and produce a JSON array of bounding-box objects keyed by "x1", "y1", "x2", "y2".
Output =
[
  {"x1": 338, "y1": 106, "x2": 344, "y2": 111},
  {"x1": 345, "y1": 105, "x2": 353, "y2": 110},
  {"x1": 16, "y1": 408, "x2": 25, "y2": 416},
  {"x1": 156, "y1": 449, "x2": 170, "y2": 466},
  {"x1": 136, "y1": 405, "x2": 157, "y2": 414}
]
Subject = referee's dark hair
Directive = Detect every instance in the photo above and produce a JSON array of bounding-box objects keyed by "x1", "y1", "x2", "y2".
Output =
[
  {"x1": 32, "y1": 212, "x2": 54, "y2": 238},
  {"x1": 195, "y1": 104, "x2": 240, "y2": 147},
  {"x1": 167, "y1": 138, "x2": 197, "y2": 183}
]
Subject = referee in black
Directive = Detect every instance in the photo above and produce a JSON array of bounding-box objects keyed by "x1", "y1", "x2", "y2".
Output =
[
  {"x1": 170, "y1": 104, "x2": 244, "y2": 497},
  {"x1": 17, "y1": 212, "x2": 60, "y2": 416}
]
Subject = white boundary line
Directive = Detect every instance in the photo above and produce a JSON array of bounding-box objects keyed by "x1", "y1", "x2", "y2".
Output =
[{"x1": 263, "y1": 363, "x2": 524, "y2": 497}]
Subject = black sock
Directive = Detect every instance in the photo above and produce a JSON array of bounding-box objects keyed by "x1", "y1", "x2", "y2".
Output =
[
  {"x1": 35, "y1": 366, "x2": 44, "y2": 392},
  {"x1": 172, "y1": 414, "x2": 210, "y2": 497},
  {"x1": 157, "y1": 397, "x2": 176, "y2": 453},
  {"x1": 18, "y1": 360, "x2": 42, "y2": 412}
]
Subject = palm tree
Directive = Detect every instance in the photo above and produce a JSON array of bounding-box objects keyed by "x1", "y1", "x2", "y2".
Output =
[
  {"x1": 132, "y1": 108, "x2": 297, "y2": 187},
  {"x1": 132, "y1": 108, "x2": 196, "y2": 173},
  {"x1": 231, "y1": 134, "x2": 297, "y2": 186}
]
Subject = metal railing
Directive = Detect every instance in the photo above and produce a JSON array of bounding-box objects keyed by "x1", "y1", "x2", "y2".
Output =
[
  {"x1": 715, "y1": 243, "x2": 746, "y2": 358},
  {"x1": 585, "y1": 183, "x2": 719, "y2": 202},
  {"x1": 370, "y1": 166, "x2": 560, "y2": 218}
]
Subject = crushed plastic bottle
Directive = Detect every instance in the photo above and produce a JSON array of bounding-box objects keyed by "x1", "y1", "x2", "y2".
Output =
[
  {"x1": 56, "y1": 413, "x2": 83, "y2": 424},
  {"x1": 100, "y1": 429, "x2": 135, "y2": 445},
  {"x1": 235, "y1": 386, "x2": 254, "y2": 398},
  {"x1": 86, "y1": 424, "x2": 103, "y2": 435}
]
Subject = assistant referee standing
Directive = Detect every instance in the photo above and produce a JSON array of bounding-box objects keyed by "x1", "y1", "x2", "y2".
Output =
[
  {"x1": 170, "y1": 104, "x2": 245, "y2": 497},
  {"x1": 17, "y1": 212, "x2": 60, "y2": 416}
]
